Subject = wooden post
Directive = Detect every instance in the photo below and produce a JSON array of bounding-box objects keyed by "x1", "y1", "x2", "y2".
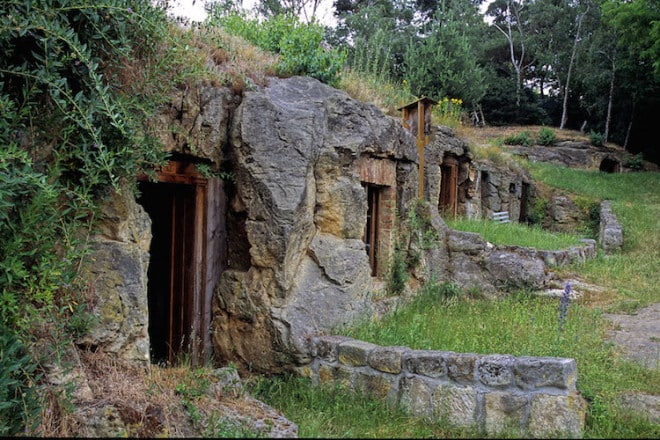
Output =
[
  {"x1": 417, "y1": 99, "x2": 425, "y2": 200},
  {"x1": 398, "y1": 97, "x2": 436, "y2": 201}
]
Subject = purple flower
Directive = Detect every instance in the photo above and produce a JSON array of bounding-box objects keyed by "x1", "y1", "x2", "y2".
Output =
[{"x1": 127, "y1": 7, "x2": 133, "y2": 13}]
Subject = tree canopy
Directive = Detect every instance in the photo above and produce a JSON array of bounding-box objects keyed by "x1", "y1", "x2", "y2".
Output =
[{"x1": 236, "y1": 0, "x2": 658, "y2": 162}]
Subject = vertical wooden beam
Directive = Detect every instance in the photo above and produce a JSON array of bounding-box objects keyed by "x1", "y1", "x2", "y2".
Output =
[{"x1": 417, "y1": 100, "x2": 425, "y2": 200}]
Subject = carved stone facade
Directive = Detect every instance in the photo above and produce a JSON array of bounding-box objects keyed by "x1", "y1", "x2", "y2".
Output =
[{"x1": 82, "y1": 77, "x2": 591, "y2": 381}]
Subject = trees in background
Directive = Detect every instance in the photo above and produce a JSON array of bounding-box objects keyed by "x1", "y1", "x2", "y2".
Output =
[{"x1": 214, "y1": 0, "x2": 659, "y2": 156}]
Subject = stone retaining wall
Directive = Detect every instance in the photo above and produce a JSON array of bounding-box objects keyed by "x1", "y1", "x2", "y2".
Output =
[
  {"x1": 300, "y1": 336, "x2": 587, "y2": 438},
  {"x1": 599, "y1": 200, "x2": 623, "y2": 254}
]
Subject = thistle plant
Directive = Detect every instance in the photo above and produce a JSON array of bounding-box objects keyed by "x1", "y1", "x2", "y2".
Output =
[{"x1": 557, "y1": 282, "x2": 572, "y2": 338}]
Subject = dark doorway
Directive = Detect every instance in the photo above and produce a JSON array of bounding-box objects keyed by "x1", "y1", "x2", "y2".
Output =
[
  {"x1": 137, "y1": 160, "x2": 226, "y2": 366},
  {"x1": 480, "y1": 171, "x2": 490, "y2": 216},
  {"x1": 138, "y1": 181, "x2": 197, "y2": 365},
  {"x1": 439, "y1": 157, "x2": 458, "y2": 217},
  {"x1": 599, "y1": 157, "x2": 620, "y2": 173},
  {"x1": 364, "y1": 184, "x2": 381, "y2": 277},
  {"x1": 520, "y1": 182, "x2": 530, "y2": 222}
]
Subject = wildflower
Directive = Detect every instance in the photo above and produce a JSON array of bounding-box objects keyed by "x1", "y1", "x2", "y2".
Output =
[
  {"x1": 558, "y1": 282, "x2": 571, "y2": 334},
  {"x1": 127, "y1": 7, "x2": 133, "y2": 13}
]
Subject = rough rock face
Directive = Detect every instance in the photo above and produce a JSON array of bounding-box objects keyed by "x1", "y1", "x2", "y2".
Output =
[
  {"x1": 80, "y1": 76, "x2": 595, "y2": 374},
  {"x1": 511, "y1": 141, "x2": 625, "y2": 170},
  {"x1": 153, "y1": 83, "x2": 239, "y2": 160},
  {"x1": 78, "y1": 185, "x2": 152, "y2": 363},
  {"x1": 215, "y1": 77, "x2": 418, "y2": 371}
]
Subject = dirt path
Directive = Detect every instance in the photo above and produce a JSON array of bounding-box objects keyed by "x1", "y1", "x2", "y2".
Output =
[{"x1": 603, "y1": 302, "x2": 659, "y2": 424}]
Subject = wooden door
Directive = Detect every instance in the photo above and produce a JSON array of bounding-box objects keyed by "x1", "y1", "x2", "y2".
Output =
[{"x1": 440, "y1": 160, "x2": 458, "y2": 217}]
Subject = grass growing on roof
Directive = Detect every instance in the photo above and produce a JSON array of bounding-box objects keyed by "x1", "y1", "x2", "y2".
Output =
[{"x1": 445, "y1": 216, "x2": 585, "y2": 250}]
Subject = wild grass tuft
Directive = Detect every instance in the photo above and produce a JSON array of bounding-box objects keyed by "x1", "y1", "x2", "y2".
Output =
[{"x1": 246, "y1": 373, "x2": 482, "y2": 438}]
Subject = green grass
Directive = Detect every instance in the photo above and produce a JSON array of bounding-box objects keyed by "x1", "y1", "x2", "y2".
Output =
[
  {"x1": 247, "y1": 374, "x2": 496, "y2": 438},
  {"x1": 445, "y1": 217, "x2": 585, "y2": 250},
  {"x1": 526, "y1": 163, "x2": 660, "y2": 310},
  {"x1": 249, "y1": 164, "x2": 660, "y2": 438}
]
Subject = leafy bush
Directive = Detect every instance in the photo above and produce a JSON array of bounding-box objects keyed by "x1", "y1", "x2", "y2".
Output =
[
  {"x1": 502, "y1": 130, "x2": 533, "y2": 147},
  {"x1": 623, "y1": 152, "x2": 644, "y2": 170},
  {"x1": 387, "y1": 245, "x2": 410, "y2": 296},
  {"x1": 537, "y1": 127, "x2": 556, "y2": 146},
  {"x1": 0, "y1": 1, "x2": 203, "y2": 433},
  {"x1": 0, "y1": 326, "x2": 42, "y2": 436},
  {"x1": 589, "y1": 130, "x2": 605, "y2": 146},
  {"x1": 208, "y1": 11, "x2": 346, "y2": 86}
]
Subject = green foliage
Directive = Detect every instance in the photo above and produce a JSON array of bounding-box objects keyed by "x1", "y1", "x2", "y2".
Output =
[
  {"x1": 0, "y1": 326, "x2": 42, "y2": 436},
  {"x1": 588, "y1": 130, "x2": 604, "y2": 147},
  {"x1": 403, "y1": 2, "x2": 487, "y2": 109},
  {"x1": 601, "y1": 0, "x2": 660, "y2": 77},
  {"x1": 0, "y1": 1, "x2": 203, "y2": 433},
  {"x1": 537, "y1": 127, "x2": 556, "y2": 146},
  {"x1": 208, "y1": 11, "x2": 346, "y2": 86},
  {"x1": 349, "y1": 28, "x2": 394, "y2": 84},
  {"x1": 502, "y1": 130, "x2": 533, "y2": 147},
  {"x1": 525, "y1": 196, "x2": 548, "y2": 226},
  {"x1": 386, "y1": 244, "x2": 409, "y2": 296},
  {"x1": 623, "y1": 152, "x2": 644, "y2": 171}
]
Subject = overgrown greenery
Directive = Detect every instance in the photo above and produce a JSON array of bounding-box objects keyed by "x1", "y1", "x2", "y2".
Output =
[
  {"x1": 502, "y1": 130, "x2": 533, "y2": 147},
  {"x1": 537, "y1": 126, "x2": 557, "y2": 146},
  {"x1": 206, "y1": 9, "x2": 346, "y2": 87},
  {"x1": 0, "y1": 0, "x2": 214, "y2": 432},
  {"x1": 0, "y1": 325, "x2": 42, "y2": 436}
]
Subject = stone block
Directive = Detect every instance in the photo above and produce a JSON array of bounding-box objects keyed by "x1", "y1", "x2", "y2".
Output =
[
  {"x1": 398, "y1": 375, "x2": 433, "y2": 418},
  {"x1": 447, "y1": 353, "x2": 477, "y2": 384},
  {"x1": 313, "y1": 335, "x2": 352, "y2": 362},
  {"x1": 355, "y1": 371, "x2": 395, "y2": 400},
  {"x1": 448, "y1": 230, "x2": 487, "y2": 254},
  {"x1": 476, "y1": 355, "x2": 515, "y2": 388},
  {"x1": 317, "y1": 363, "x2": 354, "y2": 389},
  {"x1": 528, "y1": 392, "x2": 586, "y2": 438},
  {"x1": 513, "y1": 357, "x2": 577, "y2": 391},
  {"x1": 293, "y1": 365, "x2": 313, "y2": 379},
  {"x1": 405, "y1": 350, "x2": 448, "y2": 378},
  {"x1": 368, "y1": 346, "x2": 408, "y2": 374},
  {"x1": 484, "y1": 391, "x2": 529, "y2": 435},
  {"x1": 318, "y1": 364, "x2": 335, "y2": 385},
  {"x1": 432, "y1": 384, "x2": 478, "y2": 427},
  {"x1": 338, "y1": 339, "x2": 379, "y2": 367},
  {"x1": 486, "y1": 251, "x2": 546, "y2": 290}
]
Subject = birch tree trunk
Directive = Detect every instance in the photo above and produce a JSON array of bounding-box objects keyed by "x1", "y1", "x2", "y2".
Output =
[
  {"x1": 494, "y1": 0, "x2": 526, "y2": 107},
  {"x1": 560, "y1": 5, "x2": 590, "y2": 130},
  {"x1": 604, "y1": 51, "x2": 616, "y2": 142}
]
